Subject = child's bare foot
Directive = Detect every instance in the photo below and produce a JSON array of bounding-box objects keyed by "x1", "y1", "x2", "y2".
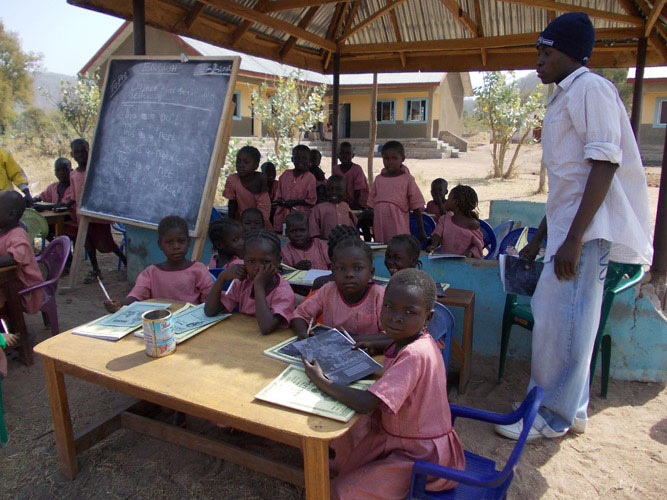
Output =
[{"x1": 1, "y1": 333, "x2": 19, "y2": 348}]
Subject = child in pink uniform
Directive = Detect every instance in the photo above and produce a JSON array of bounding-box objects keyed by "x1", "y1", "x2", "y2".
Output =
[
  {"x1": 34, "y1": 158, "x2": 77, "y2": 238},
  {"x1": 425, "y1": 178, "x2": 449, "y2": 221},
  {"x1": 304, "y1": 269, "x2": 465, "y2": 499},
  {"x1": 367, "y1": 141, "x2": 426, "y2": 244},
  {"x1": 426, "y1": 185, "x2": 484, "y2": 258},
  {"x1": 384, "y1": 234, "x2": 422, "y2": 276},
  {"x1": 0, "y1": 191, "x2": 44, "y2": 315},
  {"x1": 332, "y1": 142, "x2": 369, "y2": 210},
  {"x1": 223, "y1": 146, "x2": 271, "y2": 227},
  {"x1": 309, "y1": 175, "x2": 357, "y2": 239},
  {"x1": 273, "y1": 145, "x2": 317, "y2": 232},
  {"x1": 282, "y1": 212, "x2": 330, "y2": 270},
  {"x1": 104, "y1": 216, "x2": 213, "y2": 312},
  {"x1": 261, "y1": 161, "x2": 279, "y2": 225},
  {"x1": 208, "y1": 218, "x2": 244, "y2": 269},
  {"x1": 309, "y1": 149, "x2": 327, "y2": 204},
  {"x1": 291, "y1": 238, "x2": 386, "y2": 341},
  {"x1": 205, "y1": 230, "x2": 294, "y2": 335},
  {"x1": 240, "y1": 208, "x2": 265, "y2": 234}
]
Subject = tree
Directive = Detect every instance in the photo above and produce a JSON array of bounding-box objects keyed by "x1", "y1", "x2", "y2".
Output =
[
  {"x1": 251, "y1": 72, "x2": 327, "y2": 170},
  {"x1": 475, "y1": 72, "x2": 545, "y2": 179},
  {"x1": 0, "y1": 22, "x2": 40, "y2": 132},
  {"x1": 58, "y1": 72, "x2": 100, "y2": 140},
  {"x1": 593, "y1": 68, "x2": 632, "y2": 113}
]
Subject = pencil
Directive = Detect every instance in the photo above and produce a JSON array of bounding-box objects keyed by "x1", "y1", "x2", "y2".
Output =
[
  {"x1": 97, "y1": 276, "x2": 112, "y2": 301},
  {"x1": 306, "y1": 317, "x2": 314, "y2": 336},
  {"x1": 1, "y1": 318, "x2": 8, "y2": 334},
  {"x1": 339, "y1": 327, "x2": 355, "y2": 344}
]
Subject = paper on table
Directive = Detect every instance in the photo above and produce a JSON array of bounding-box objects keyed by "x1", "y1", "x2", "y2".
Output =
[
  {"x1": 255, "y1": 365, "x2": 373, "y2": 422},
  {"x1": 171, "y1": 303, "x2": 229, "y2": 333},
  {"x1": 97, "y1": 301, "x2": 171, "y2": 327},
  {"x1": 72, "y1": 316, "x2": 139, "y2": 341},
  {"x1": 428, "y1": 251, "x2": 465, "y2": 259},
  {"x1": 302, "y1": 269, "x2": 332, "y2": 283}
]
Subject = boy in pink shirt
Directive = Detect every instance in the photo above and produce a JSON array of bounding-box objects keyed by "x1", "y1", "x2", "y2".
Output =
[
  {"x1": 223, "y1": 146, "x2": 271, "y2": 227},
  {"x1": 425, "y1": 178, "x2": 448, "y2": 221},
  {"x1": 282, "y1": 212, "x2": 330, "y2": 270},
  {"x1": 309, "y1": 175, "x2": 357, "y2": 239},
  {"x1": 0, "y1": 191, "x2": 44, "y2": 315},
  {"x1": 273, "y1": 145, "x2": 317, "y2": 232},
  {"x1": 261, "y1": 161, "x2": 279, "y2": 225},
  {"x1": 332, "y1": 142, "x2": 369, "y2": 210},
  {"x1": 34, "y1": 158, "x2": 77, "y2": 238}
]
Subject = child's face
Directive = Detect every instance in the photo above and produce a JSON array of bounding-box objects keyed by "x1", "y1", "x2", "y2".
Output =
[
  {"x1": 55, "y1": 163, "x2": 71, "y2": 183},
  {"x1": 241, "y1": 213, "x2": 264, "y2": 233},
  {"x1": 431, "y1": 182, "x2": 448, "y2": 202},
  {"x1": 445, "y1": 195, "x2": 457, "y2": 212},
  {"x1": 158, "y1": 228, "x2": 189, "y2": 263},
  {"x1": 381, "y1": 286, "x2": 432, "y2": 341},
  {"x1": 262, "y1": 165, "x2": 276, "y2": 182},
  {"x1": 236, "y1": 152, "x2": 258, "y2": 177},
  {"x1": 216, "y1": 228, "x2": 243, "y2": 257},
  {"x1": 326, "y1": 181, "x2": 345, "y2": 204},
  {"x1": 244, "y1": 241, "x2": 281, "y2": 280},
  {"x1": 382, "y1": 149, "x2": 404, "y2": 174},
  {"x1": 70, "y1": 143, "x2": 89, "y2": 166},
  {"x1": 309, "y1": 150, "x2": 322, "y2": 169},
  {"x1": 338, "y1": 146, "x2": 353, "y2": 165},
  {"x1": 286, "y1": 219, "x2": 311, "y2": 248},
  {"x1": 384, "y1": 242, "x2": 417, "y2": 276},
  {"x1": 292, "y1": 149, "x2": 310, "y2": 172},
  {"x1": 332, "y1": 246, "x2": 374, "y2": 298}
]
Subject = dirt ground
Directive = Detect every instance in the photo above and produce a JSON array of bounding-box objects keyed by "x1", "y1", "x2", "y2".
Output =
[{"x1": 1, "y1": 142, "x2": 665, "y2": 499}]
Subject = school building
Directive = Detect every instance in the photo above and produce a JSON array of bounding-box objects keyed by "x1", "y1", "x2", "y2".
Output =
[
  {"x1": 628, "y1": 67, "x2": 667, "y2": 165},
  {"x1": 80, "y1": 21, "x2": 472, "y2": 145}
]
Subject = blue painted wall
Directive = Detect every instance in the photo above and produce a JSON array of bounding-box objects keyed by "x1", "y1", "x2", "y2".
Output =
[{"x1": 488, "y1": 200, "x2": 546, "y2": 229}]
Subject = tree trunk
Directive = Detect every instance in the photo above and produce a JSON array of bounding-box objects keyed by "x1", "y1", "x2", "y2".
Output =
[
  {"x1": 504, "y1": 129, "x2": 531, "y2": 179},
  {"x1": 537, "y1": 159, "x2": 548, "y2": 193}
]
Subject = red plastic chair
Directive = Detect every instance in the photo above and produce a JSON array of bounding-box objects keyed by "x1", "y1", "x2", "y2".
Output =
[{"x1": 18, "y1": 236, "x2": 70, "y2": 337}]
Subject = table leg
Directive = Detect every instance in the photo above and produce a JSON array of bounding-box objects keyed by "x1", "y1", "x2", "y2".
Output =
[
  {"x1": 302, "y1": 439, "x2": 330, "y2": 500},
  {"x1": 459, "y1": 298, "x2": 475, "y2": 394},
  {"x1": 43, "y1": 357, "x2": 77, "y2": 479},
  {"x1": 4, "y1": 271, "x2": 32, "y2": 365},
  {"x1": 55, "y1": 218, "x2": 63, "y2": 237}
]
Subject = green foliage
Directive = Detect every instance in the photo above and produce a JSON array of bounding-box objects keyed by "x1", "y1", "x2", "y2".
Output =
[
  {"x1": 475, "y1": 72, "x2": 545, "y2": 178},
  {"x1": 9, "y1": 107, "x2": 70, "y2": 157},
  {"x1": 592, "y1": 68, "x2": 632, "y2": 113},
  {"x1": 57, "y1": 72, "x2": 100, "y2": 140},
  {"x1": 0, "y1": 22, "x2": 41, "y2": 133},
  {"x1": 251, "y1": 72, "x2": 327, "y2": 171}
]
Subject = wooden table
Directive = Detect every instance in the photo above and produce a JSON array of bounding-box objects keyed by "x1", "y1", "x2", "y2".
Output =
[
  {"x1": 438, "y1": 288, "x2": 475, "y2": 394},
  {"x1": 41, "y1": 209, "x2": 72, "y2": 237},
  {"x1": 34, "y1": 310, "x2": 359, "y2": 498},
  {"x1": 0, "y1": 266, "x2": 32, "y2": 365}
]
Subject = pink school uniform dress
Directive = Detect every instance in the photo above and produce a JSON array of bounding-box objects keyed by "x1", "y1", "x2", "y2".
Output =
[
  {"x1": 281, "y1": 238, "x2": 330, "y2": 270},
  {"x1": 425, "y1": 200, "x2": 444, "y2": 220},
  {"x1": 330, "y1": 333, "x2": 465, "y2": 499},
  {"x1": 268, "y1": 181, "x2": 279, "y2": 202},
  {"x1": 332, "y1": 163, "x2": 369, "y2": 207},
  {"x1": 272, "y1": 170, "x2": 317, "y2": 232},
  {"x1": 432, "y1": 212, "x2": 484, "y2": 258},
  {"x1": 0, "y1": 227, "x2": 44, "y2": 314},
  {"x1": 208, "y1": 254, "x2": 243, "y2": 270},
  {"x1": 219, "y1": 275, "x2": 295, "y2": 328},
  {"x1": 39, "y1": 182, "x2": 77, "y2": 238},
  {"x1": 308, "y1": 201, "x2": 357, "y2": 239},
  {"x1": 368, "y1": 171, "x2": 425, "y2": 244},
  {"x1": 223, "y1": 173, "x2": 271, "y2": 226},
  {"x1": 293, "y1": 281, "x2": 385, "y2": 335},
  {"x1": 128, "y1": 262, "x2": 213, "y2": 304}
]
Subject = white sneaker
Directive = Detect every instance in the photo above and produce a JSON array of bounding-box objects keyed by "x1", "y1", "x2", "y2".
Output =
[
  {"x1": 496, "y1": 406, "x2": 568, "y2": 440},
  {"x1": 511, "y1": 402, "x2": 587, "y2": 434}
]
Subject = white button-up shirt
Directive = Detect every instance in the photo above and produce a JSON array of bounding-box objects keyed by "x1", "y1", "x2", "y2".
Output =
[{"x1": 542, "y1": 67, "x2": 653, "y2": 264}]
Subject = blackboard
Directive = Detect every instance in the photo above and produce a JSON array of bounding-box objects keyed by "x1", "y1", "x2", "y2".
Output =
[{"x1": 79, "y1": 56, "x2": 239, "y2": 233}]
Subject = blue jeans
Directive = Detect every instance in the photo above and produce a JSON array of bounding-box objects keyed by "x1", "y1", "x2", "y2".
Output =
[{"x1": 528, "y1": 239, "x2": 610, "y2": 432}]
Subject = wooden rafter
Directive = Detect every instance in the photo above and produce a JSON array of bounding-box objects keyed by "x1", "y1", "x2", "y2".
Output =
[
  {"x1": 180, "y1": 0, "x2": 205, "y2": 29},
  {"x1": 322, "y1": 2, "x2": 348, "y2": 69},
  {"x1": 617, "y1": 0, "x2": 667, "y2": 62},
  {"x1": 339, "y1": 0, "x2": 411, "y2": 42},
  {"x1": 340, "y1": 0, "x2": 362, "y2": 38},
  {"x1": 386, "y1": 0, "x2": 406, "y2": 66},
  {"x1": 472, "y1": 0, "x2": 486, "y2": 65},
  {"x1": 263, "y1": 0, "x2": 341, "y2": 13},
  {"x1": 646, "y1": 0, "x2": 667, "y2": 36},
  {"x1": 438, "y1": 0, "x2": 478, "y2": 35},
  {"x1": 229, "y1": 0, "x2": 269, "y2": 47},
  {"x1": 279, "y1": 5, "x2": 320, "y2": 59},
  {"x1": 494, "y1": 0, "x2": 644, "y2": 26}
]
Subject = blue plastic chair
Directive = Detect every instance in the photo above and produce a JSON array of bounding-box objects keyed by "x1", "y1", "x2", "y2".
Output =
[
  {"x1": 210, "y1": 207, "x2": 223, "y2": 223},
  {"x1": 497, "y1": 227, "x2": 546, "y2": 257},
  {"x1": 490, "y1": 220, "x2": 514, "y2": 260},
  {"x1": 410, "y1": 213, "x2": 437, "y2": 249},
  {"x1": 409, "y1": 387, "x2": 543, "y2": 500},
  {"x1": 479, "y1": 220, "x2": 496, "y2": 260},
  {"x1": 427, "y1": 302, "x2": 454, "y2": 372},
  {"x1": 111, "y1": 222, "x2": 127, "y2": 270}
]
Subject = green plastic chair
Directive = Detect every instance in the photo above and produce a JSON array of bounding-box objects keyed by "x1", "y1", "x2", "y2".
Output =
[
  {"x1": 20, "y1": 208, "x2": 49, "y2": 250},
  {"x1": 498, "y1": 262, "x2": 644, "y2": 398}
]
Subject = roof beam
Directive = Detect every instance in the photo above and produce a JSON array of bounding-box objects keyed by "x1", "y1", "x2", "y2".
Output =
[
  {"x1": 339, "y1": 0, "x2": 411, "y2": 42},
  {"x1": 438, "y1": 0, "x2": 478, "y2": 35},
  {"x1": 279, "y1": 5, "x2": 320, "y2": 59},
  {"x1": 201, "y1": 0, "x2": 337, "y2": 51},
  {"x1": 340, "y1": 0, "x2": 361, "y2": 39},
  {"x1": 229, "y1": 0, "x2": 269, "y2": 47},
  {"x1": 473, "y1": 0, "x2": 487, "y2": 65},
  {"x1": 181, "y1": 0, "x2": 205, "y2": 29},
  {"x1": 646, "y1": 0, "x2": 667, "y2": 36},
  {"x1": 494, "y1": 0, "x2": 644, "y2": 26},
  {"x1": 264, "y1": 0, "x2": 340, "y2": 13},
  {"x1": 617, "y1": 0, "x2": 667, "y2": 62},
  {"x1": 322, "y1": 1, "x2": 348, "y2": 69}
]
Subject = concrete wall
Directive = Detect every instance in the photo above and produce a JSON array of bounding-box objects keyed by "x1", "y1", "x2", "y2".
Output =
[
  {"x1": 487, "y1": 200, "x2": 546, "y2": 229},
  {"x1": 636, "y1": 82, "x2": 666, "y2": 165},
  {"x1": 438, "y1": 73, "x2": 465, "y2": 136}
]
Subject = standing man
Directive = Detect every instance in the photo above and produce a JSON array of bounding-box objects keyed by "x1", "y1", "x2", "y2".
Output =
[
  {"x1": 496, "y1": 12, "x2": 653, "y2": 440},
  {"x1": 0, "y1": 149, "x2": 32, "y2": 206}
]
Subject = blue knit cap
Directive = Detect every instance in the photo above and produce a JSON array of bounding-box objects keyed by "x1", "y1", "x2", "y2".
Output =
[{"x1": 537, "y1": 12, "x2": 596, "y2": 64}]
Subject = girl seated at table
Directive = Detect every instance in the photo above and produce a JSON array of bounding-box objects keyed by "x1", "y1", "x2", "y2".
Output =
[
  {"x1": 303, "y1": 269, "x2": 465, "y2": 499},
  {"x1": 282, "y1": 212, "x2": 330, "y2": 270},
  {"x1": 384, "y1": 234, "x2": 422, "y2": 276},
  {"x1": 33, "y1": 158, "x2": 77, "y2": 240},
  {"x1": 104, "y1": 216, "x2": 213, "y2": 312},
  {"x1": 204, "y1": 230, "x2": 295, "y2": 335},
  {"x1": 290, "y1": 237, "x2": 386, "y2": 341},
  {"x1": 208, "y1": 218, "x2": 244, "y2": 270}
]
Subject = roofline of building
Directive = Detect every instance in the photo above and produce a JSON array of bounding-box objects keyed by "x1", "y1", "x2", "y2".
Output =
[{"x1": 628, "y1": 77, "x2": 667, "y2": 83}]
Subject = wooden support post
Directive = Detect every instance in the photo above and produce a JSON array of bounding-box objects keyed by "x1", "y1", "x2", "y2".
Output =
[
  {"x1": 66, "y1": 215, "x2": 89, "y2": 289},
  {"x1": 630, "y1": 37, "x2": 647, "y2": 138},
  {"x1": 426, "y1": 87, "x2": 435, "y2": 139},
  {"x1": 133, "y1": 0, "x2": 146, "y2": 56},
  {"x1": 332, "y1": 52, "x2": 340, "y2": 168},
  {"x1": 650, "y1": 125, "x2": 667, "y2": 307},
  {"x1": 367, "y1": 72, "x2": 378, "y2": 188}
]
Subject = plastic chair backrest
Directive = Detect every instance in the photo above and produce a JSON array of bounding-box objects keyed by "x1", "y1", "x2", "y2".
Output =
[
  {"x1": 491, "y1": 220, "x2": 514, "y2": 259},
  {"x1": 427, "y1": 302, "x2": 454, "y2": 371},
  {"x1": 20, "y1": 236, "x2": 70, "y2": 301},
  {"x1": 112, "y1": 222, "x2": 126, "y2": 234},
  {"x1": 20, "y1": 209, "x2": 49, "y2": 243},
  {"x1": 479, "y1": 220, "x2": 497, "y2": 259},
  {"x1": 409, "y1": 213, "x2": 437, "y2": 249},
  {"x1": 498, "y1": 227, "x2": 547, "y2": 256},
  {"x1": 210, "y1": 207, "x2": 223, "y2": 224}
]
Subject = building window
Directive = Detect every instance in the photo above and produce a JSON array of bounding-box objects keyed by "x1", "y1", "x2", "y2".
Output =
[
  {"x1": 232, "y1": 91, "x2": 241, "y2": 121},
  {"x1": 654, "y1": 97, "x2": 667, "y2": 128},
  {"x1": 404, "y1": 98, "x2": 428, "y2": 124},
  {"x1": 377, "y1": 99, "x2": 395, "y2": 123}
]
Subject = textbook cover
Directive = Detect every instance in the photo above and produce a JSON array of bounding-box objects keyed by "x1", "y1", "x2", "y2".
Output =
[
  {"x1": 97, "y1": 301, "x2": 172, "y2": 328},
  {"x1": 499, "y1": 254, "x2": 544, "y2": 296},
  {"x1": 263, "y1": 324, "x2": 331, "y2": 366}
]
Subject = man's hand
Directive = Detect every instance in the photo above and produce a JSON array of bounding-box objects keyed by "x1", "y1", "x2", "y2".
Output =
[
  {"x1": 519, "y1": 240, "x2": 541, "y2": 263},
  {"x1": 554, "y1": 236, "x2": 582, "y2": 281}
]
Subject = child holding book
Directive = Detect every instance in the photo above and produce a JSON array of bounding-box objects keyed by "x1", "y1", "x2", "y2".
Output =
[
  {"x1": 104, "y1": 216, "x2": 213, "y2": 312},
  {"x1": 282, "y1": 212, "x2": 330, "y2": 270},
  {"x1": 425, "y1": 178, "x2": 449, "y2": 220},
  {"x1": 223, "y1": 146, "x2": 271, "y2": 226},
  {"x1": 367, "y1": 141, "x2": 426, "y2": 244},
  {"x1": 308, "y1": 175, "x2": 357, "y2": 240},
  {"x1": 273, "y1": 145, "x2": 317, "y2": 232},
  {"x1": 332, "y1": 142, "x2": 368, "y2": 210},
  {"x1": 205, "y1": 230, "x2": 295, "y2": 335},
  {"x1": 303, "y1": 269, "x2": 465, "y2": 498},
  {"x1": 426, "y1": 185, "x2": 484, "y2": 258},
  {"x1": 208, "y1": 218, "x2": 244, "y2": 269},
  {"x1": 384, "y1": 234, "x2": 422, "y2": 276}
]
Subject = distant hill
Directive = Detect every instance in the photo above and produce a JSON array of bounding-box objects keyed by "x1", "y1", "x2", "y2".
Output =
[{"x1": 31, "y1": 72, "x2": 77, "y2": 111}]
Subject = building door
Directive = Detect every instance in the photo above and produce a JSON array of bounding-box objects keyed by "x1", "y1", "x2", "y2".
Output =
[{"x1": 338, "y1": 103, "x2": 351, "y2": 138}]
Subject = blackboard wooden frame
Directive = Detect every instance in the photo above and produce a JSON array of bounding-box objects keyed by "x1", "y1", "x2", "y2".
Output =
[{"x1": 67, "y1": 56, "x2": 240, "y2": 288}]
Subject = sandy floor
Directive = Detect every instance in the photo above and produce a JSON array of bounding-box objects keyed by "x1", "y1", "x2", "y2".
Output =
[{"x1": 1, "y1": 141, "x2": 665, "y2": 499}]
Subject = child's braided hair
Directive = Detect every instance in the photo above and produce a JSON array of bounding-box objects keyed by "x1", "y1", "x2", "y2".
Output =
[
  {"x1": 450, "y1": 184, "x2": 479, "y2": 219},
  {"x1": 243, "y1": 229, "x2": 282, "y2": 257},
  {"x1": 327, "y1": 224, "x2": 360, "y2": 259}
]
